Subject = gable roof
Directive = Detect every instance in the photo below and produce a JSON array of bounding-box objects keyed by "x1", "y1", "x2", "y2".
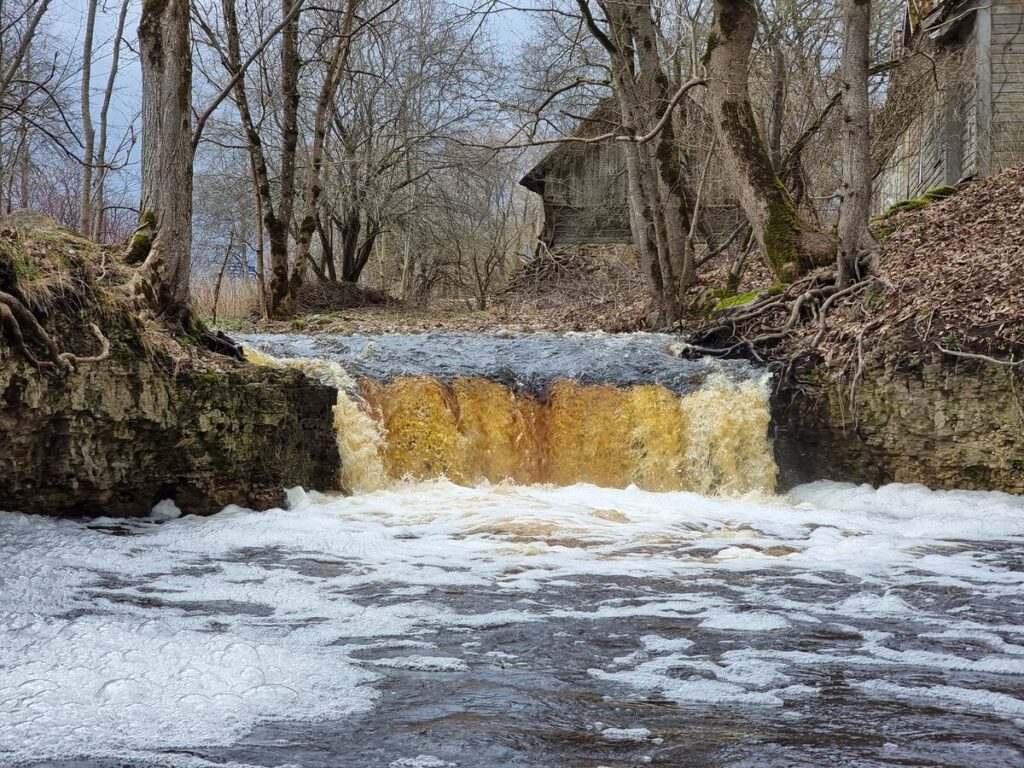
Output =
[
  {"x1": 519, "y1": 98, "x2": 620, "y2": 194},
  {"x1": 905, "y1": 0, "x2": 976, "y2": 42}
]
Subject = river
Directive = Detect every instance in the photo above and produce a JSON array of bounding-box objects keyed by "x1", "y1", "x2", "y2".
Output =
[{"x1": 1, "y1": 333, "x2": 1022, "y2": 767}]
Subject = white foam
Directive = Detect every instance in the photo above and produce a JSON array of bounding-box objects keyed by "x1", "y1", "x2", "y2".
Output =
[
  {"x1": 854, "y1": 680, "x2": 1024, "y2": 716},
  {"x1": 3, "y1": 478, "x2": 1024, "y2": 761},
  {"x1": 600, "y1": 726, "x2": 652, "y2": 741},
  {"x1": 368, "y1": 655, "x2": 470, "y2": 672},
  {"x1": 640, "y1": 635, "x2": 695, "y2": 652},
  {"x1": 699, "y1": 609, "x2": 789, "y2": 631},
  {"x1": 389, "y1": 756, "x2": 457, "y2": 768}
]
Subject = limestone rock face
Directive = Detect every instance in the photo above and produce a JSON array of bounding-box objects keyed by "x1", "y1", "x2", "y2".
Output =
[
  {"x1": 773, "y1": 353, "x2": 1024, "y2": 493},
  {"x1": 0, "y1": 353, "x2": 340, "y2": 516}
]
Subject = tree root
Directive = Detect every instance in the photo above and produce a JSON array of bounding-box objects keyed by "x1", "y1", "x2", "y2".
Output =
[
  {"x1": 200, "y1": 328, "x2": 243, "y2": 360},
  {"x1": 0, "y1": 290, "x2": 110, "y2": 371},
  {"x1": 683, "y1": 267, "x2": 879, "y2": 374},
  {"x1": 937, "y1": 345, "x2": 1024, "y2": 367}
]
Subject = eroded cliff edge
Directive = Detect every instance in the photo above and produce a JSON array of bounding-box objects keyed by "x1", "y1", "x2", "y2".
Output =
[
  {"x1": 773, "y1": 352, "x2": 1024, "y2": 493},
  {"x1": 0, "y1": 216, "x2": 339, "y2": 516},
  {"x1": 762, "y1": 170, "x2": 1024, "y2": 494}
]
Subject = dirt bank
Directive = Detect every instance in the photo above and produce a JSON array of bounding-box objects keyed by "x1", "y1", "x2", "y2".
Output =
[{"x1": 0, "y1": 216, "x2": 339, "y2": 516}]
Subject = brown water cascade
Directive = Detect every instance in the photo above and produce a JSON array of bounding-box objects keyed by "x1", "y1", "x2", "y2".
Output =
[{"x1": 245, "y1": 344, "x2": 776, "y2": 496}]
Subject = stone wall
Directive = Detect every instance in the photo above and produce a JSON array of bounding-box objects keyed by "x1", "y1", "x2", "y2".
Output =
[
  {"x1": 773, "y1": 352, "x2": 1024, "y2": 493},
  {"x1": 1, "y1": 351, "x2": 340, "y2": 516}
]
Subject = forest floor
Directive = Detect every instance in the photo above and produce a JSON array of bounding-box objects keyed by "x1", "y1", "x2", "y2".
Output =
[
  {"x1": 231, "y1": 295, "x2": 650, "y2": 336},
  {"x1": 684, "y1": 166, "x2": 1024, "y2": 371}
]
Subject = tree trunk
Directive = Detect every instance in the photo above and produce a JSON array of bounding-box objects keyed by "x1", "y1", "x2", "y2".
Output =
[
  {"x1": 705, "y1": 0, "x2": 834, "y2": 282},
  {"x1": 135, "y1": 0, "x2": 193, "y2": 323},
  {"x1": 315, "y1": 214, "x2": 337, "y2": 281},
  {"x1": 291, "y1": 0, "x2": 359, "y2": 297},
  {"x1": 266, "y1": 0, "x2": 302, "y2": 318},
  {"x1": 589, "y1": 0, "x2": 695, "y2": 325},
  {"x1": 633, "y1": 2, "x2": 695, "y2": 314},
  {"x1": 221, "y1": 0, "x2": 297, "y2": 319},
  {"x1": 211, "y1": 231, "x2": 235, "y2": 325},
  {"x1": 249, "y1": 154, "x2": 267, "y2": 316},
  {"x1": 91, "y1": 0, "x2": 130, "y2": 241},
  {"x1": 837, "y1": 0, "x2": 874, "y2": 287},
  {"x1": 78, "y1": 0, "x2": 97, "y2": 236}
]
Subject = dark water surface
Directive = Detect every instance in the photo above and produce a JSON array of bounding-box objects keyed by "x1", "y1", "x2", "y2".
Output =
[
  {"x1": 236, "y1": 332, "x2": 759, "y2": 395},
  {"x1": 4, "y1": 482, "x2": 1024, "y2": 767}
]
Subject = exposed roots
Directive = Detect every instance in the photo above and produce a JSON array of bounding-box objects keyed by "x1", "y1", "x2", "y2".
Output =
[
  {"x1": 678, "y1": 264, "x2": 883, "y2": 404},
  {"x1": 684, "y1": 270, "x2": 871, "y2": 360},
  {"x1": 0, "y1": 290, "x2": 109, "y2": 371}
]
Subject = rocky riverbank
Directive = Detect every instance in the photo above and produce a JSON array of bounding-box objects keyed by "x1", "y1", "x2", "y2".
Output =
[
  {"x1": 772, "y1": 351, "x2": 1024, "y2": 493},
  {"x1": 0, "y1": 216, "x2": 339, "y2": 516},
  {"x1": 765, "y1": 169, "x2": 1024, "y2": 493}
]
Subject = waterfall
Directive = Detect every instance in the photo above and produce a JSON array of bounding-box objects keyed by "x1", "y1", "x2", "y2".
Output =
[{"x1": 245, "y1": 343, "x2": 777, "y2": 495}]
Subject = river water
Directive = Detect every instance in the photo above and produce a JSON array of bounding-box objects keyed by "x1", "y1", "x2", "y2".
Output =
[{"x1": 2, "y1": 334, "x2": 1023, "y2": 767}]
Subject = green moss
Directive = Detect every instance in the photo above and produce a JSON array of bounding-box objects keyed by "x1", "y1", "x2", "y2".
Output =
[
  {"x1": 177, "y1": 317, "x2": 209, "y2": 348},
  {"x1": 923, "y1": 185, "x2": 956, "y2": 202},
  {"x1": 714, "y1": 290, "x2": 759, "y2": 311},
  {"x1": 763, "y1": 178, "x2": 801, "y2": 277},
  {"x1": 10, "y1": 247, "x2": 41, "y2": 281},
  {"x1": 125, "y1": 211, "x2": 157, "y2": 266},
  {"x1": 874, "y1": 186, "x2": 957, "y2": 223},
  {"x1": 873, "y1": 223, "x2": 896, "y2": 240},
  {"x1": 291, "y1": 318, "x2": 307, "y2": 331}
]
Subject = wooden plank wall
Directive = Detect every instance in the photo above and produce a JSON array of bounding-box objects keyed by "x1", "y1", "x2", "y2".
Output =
[
  {"x1": 872, "y1": 17, "x2": 980, "y2": 213},
  {"x1": 990, "y1": 0, "x2": 1024, "y2": 172},
  {"x1": 544, "y1": 141, "x2": 633, "y2": 245}
]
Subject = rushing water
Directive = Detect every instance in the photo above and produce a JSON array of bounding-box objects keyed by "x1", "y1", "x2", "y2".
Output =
[
  {"x1": 239, "y1": 333, "x2": 776, "y2": 495},
  {"x1": 2, "y1": 334, "x2": 1023, "y2": 767}
]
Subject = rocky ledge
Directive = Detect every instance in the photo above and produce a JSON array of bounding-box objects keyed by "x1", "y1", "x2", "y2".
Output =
[
  {"x1": 0, "y1": 215, "x2": 339, "y2": 516},
  {"x1": 773, "y1": 352, "x2": 1024, "y2": 493}
]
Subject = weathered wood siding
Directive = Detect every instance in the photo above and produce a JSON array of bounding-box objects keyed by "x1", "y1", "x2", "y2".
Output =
[
  {"x1": 991, "y1": 0, "x2": 1024, "y2": 171},
  {"x1": 544, "y1": 141, "x2": 632, "y2": 245},
  {"x1": 874, "y1": 2, "x2": 1024, "y2": 213},
  {"x1": 873, "y1": 20, "x2": 977, "y2": 213}
]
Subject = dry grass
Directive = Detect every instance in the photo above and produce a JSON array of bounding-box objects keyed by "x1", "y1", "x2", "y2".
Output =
[{"x1": 192, "y1": 276, "x2": 261, "y2": 321}]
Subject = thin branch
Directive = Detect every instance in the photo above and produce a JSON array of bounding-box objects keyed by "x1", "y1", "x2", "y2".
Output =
[{"x1": 938, "y1": 345, "x2": 1024, "y2": 367}]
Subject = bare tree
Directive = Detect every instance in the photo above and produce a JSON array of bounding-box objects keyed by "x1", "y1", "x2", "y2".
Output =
[
  {"x1": 78, "y1": 0, "x2": 97, "y2": 235},
  {"x1": 837, "y1": 0, "x2": 873, "y2": 287},
  {"x1": 88, "y1": 0, "x2": 132, "y2": 241},
  {"x1": 704, "y1": 0, "x2": 834, "y2": 281},
  {"x1": 134, "y1": 0, "x2": 194, "y2": 322}
]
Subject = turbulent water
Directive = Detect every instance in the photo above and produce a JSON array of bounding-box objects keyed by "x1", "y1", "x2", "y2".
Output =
[
  {"x1": 2, "y1": 482, "x2": 1024, "y2": 766},
  {"x1": 240, "y1": 333, "x2": 776, "y2": 494},
  {"x1": 2, "y1": 334, "x2": 1024, "y2": 766}
]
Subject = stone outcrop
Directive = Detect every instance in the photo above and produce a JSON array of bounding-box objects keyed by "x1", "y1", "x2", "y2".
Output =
[
  {"x1": 1, "y1": 351, "x2": 340, "y2": 516},
  {"x1": 773, "y1": 352, "x2": 1024, "y2": 493},
  {"x1": 0, "y1": 215, "x2": 340, "y2": 517}
]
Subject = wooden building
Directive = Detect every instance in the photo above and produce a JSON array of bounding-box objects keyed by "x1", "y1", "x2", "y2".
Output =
[
  {"x1": 873, "y1": 0, "x2": 1024, "y2": 212},
  {"x1": 519, "y1": 99, "x2": 741, "y2": 249},
  {"x1": 519, "y1": 101, "x2": 632, "y2": 247}
]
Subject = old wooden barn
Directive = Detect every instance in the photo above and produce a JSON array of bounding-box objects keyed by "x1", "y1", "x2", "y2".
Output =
[
  {"x1": 873, "y1": 0, "x2": 1024, "y2": 211},
  {"x1": 519, "y1": 100, "x2": 741, "y2": 250}
]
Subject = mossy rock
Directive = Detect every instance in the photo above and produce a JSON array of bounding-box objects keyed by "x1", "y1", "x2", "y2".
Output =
[
  {"x1": 872, "y1": 185, "x2": 959, "y2": 223},
  {"x1": 125, "y1": 211, "x2": 157, "y2": 266},
  {"x1": 713, "y1": 290, "x2": 760, "y2": 311}
]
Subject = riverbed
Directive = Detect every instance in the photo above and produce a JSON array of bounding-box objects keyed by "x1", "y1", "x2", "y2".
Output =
[{"x1": 3, "y1": 480, "x2": 1023, "y2": 766}]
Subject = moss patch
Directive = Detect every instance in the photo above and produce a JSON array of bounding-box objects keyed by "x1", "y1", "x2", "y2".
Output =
[
  {"x1": 874, "y1": 186, "x2": 959, "y2": 223},
  {"x1": 714, "y1": 290, "x2": 760, "y2": 311}
]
